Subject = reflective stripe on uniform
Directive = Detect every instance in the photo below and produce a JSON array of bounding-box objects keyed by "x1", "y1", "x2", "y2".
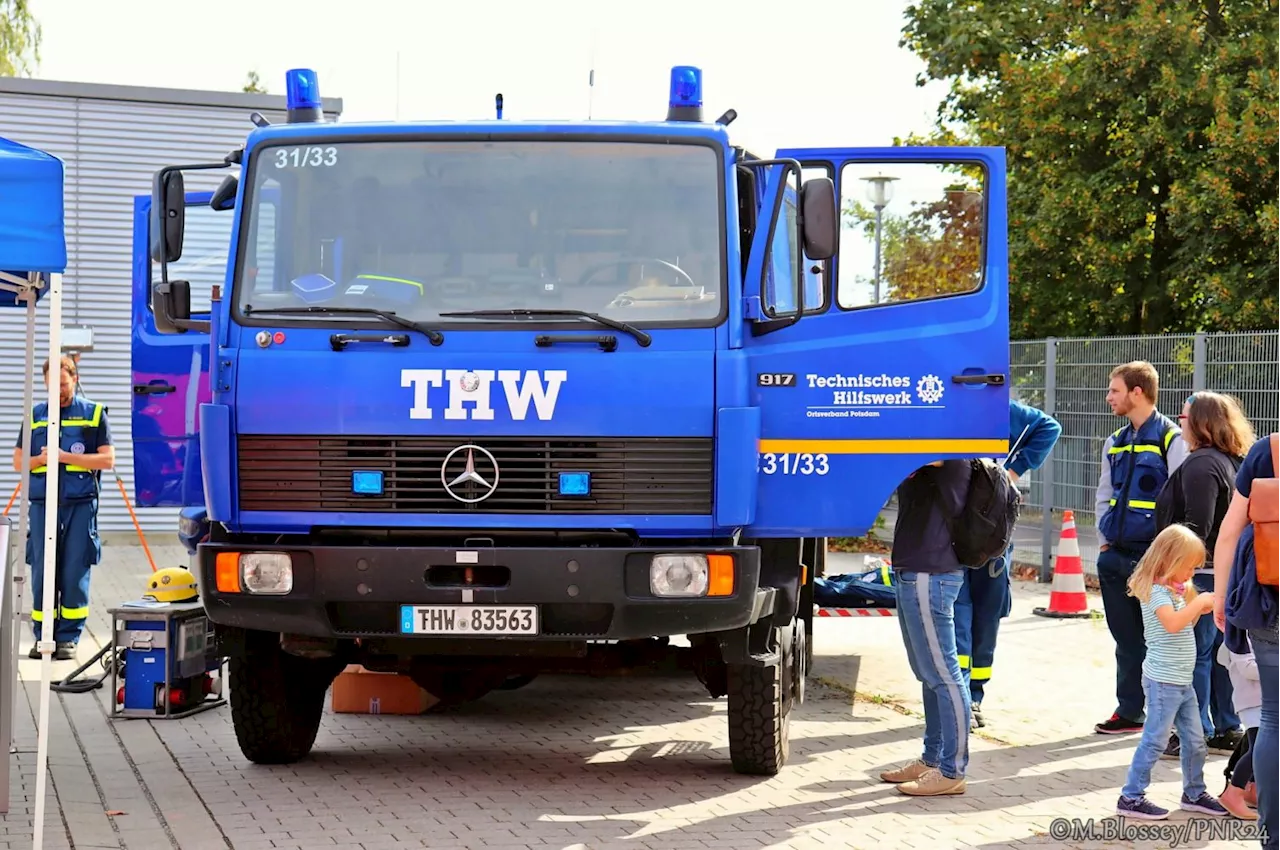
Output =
[
  {"x1": 60, "y1": 605, "x2": 89, "y2": 620},
  {"x1": 1109, "y1": 498, "x2": 1157, "y2": 509},
  {"x1": 958, "y1": 654, "x2": 971, "y2": 669},
  {"x1": 30, "y1": 609, "x2": 42, "y2": 622},
  {"x1": 971, "y1": 666, "x2": 993, "y2": 680}
]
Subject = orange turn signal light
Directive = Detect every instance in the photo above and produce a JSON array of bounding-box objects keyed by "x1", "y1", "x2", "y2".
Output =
[
  {"x1": 215, "y1": 552, "x2": 242, "y2": 593},
  {"x1": 707, "y1": 554, "x2": 734, "y2": 597}
]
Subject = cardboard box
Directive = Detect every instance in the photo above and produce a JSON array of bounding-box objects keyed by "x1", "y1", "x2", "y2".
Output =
[{"x1": 330, "y1": 664, "x2": 437, "y2": 715}]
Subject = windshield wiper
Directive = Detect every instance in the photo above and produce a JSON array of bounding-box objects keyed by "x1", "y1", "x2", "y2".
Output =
[
  {"x1": 438, "y1": 309, "x2": 651, "y2": 348},
  {"x1": 243, "y1": 305, "x2": 444, "y2": 346}
]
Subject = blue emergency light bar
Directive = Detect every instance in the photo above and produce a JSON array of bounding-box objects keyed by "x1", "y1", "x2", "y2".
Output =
[
  {"x1": 667, "y1": 66, "x2": 703, "y2": 123},
  {"x1": 285, "y1": 68, "x2": 324, "y2": 124}
]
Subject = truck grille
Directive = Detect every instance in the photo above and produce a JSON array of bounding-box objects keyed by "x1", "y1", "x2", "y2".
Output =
[{"x1": 237, "y1": 435, "x2": 714, "y2": 515}]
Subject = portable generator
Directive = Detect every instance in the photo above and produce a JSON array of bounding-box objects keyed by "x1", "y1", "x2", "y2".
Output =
[{"x1": 108, "y1": 568, "x2": 226, "y2": 719}]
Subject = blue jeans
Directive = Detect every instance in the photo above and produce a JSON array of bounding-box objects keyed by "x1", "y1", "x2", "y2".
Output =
[
  {"x1": 1250, "y1": 630, "x2": 1278, "y2": 850},
  {"x1": 896, "y1": 569, "x2": 970, "y2": 780},
  {"x1": 1192, "y1": 573, "x2": 1239, "y2": 736},
  {"x1": 1122, "y1": 676, "x2": 1207, "y2": 800},
  {"x1": 954, "y1": 545, "x2": 1013, "y2": 704},
  {"x1": 1097, "y1": 546, "x2": 1148, "y2": 721}
]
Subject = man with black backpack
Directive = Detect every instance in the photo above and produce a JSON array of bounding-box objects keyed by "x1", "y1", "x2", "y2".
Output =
[
  {"x1": 879, "y1": 457, "x2": 979, "y2": 797},
  {"x1": 957, "y1": 399, "x2": 1062, "y2": 730}
]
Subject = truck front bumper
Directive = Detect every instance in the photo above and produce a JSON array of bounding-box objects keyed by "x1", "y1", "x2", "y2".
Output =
[{"x1": 194, "y1": 543, "x2": 766, "y2": 641}]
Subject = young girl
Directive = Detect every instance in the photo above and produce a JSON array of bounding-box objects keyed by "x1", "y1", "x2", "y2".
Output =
[
  {"x1": 1117, "y1": 524, "x2": 1230, "y2": 819},
  {"x1": 1218, "y1": 638, "x2": 1261, "y2": 818}
]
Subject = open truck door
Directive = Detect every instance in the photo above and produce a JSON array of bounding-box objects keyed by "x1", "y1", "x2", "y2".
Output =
[
  {"x1": 745, "y1": 147, "x2": 1009, "y2": 537},
  {"x1": 130, "y1": 190, "x2": 228, "y2": 508}
]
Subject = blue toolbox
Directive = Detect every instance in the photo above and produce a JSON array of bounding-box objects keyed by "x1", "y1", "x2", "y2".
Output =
[{"x1": 108, "y1": 601, "x2": 226, "y2": 720}]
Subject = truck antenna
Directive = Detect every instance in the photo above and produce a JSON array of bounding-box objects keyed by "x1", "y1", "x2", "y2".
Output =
[{"x1": 495, "y1": 93, "x2": 504, "y2": 120}]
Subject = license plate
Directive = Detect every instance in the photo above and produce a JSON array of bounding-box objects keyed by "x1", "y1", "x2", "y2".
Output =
[{"x1": 399, "y1": 605, "x2": 538, "y2": 636}]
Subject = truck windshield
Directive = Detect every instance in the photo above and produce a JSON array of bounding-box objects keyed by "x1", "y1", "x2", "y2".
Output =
[{"x1": 234, "y1": 139, "x2": 724, "y2": 326}]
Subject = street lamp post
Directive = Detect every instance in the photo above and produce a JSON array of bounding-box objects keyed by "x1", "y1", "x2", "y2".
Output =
[{"x1": 861, "y1": 175, "x2": 898, "y2": 304}]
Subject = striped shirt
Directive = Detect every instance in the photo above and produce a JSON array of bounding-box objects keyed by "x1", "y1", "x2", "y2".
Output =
[{"x1": 1140, "y1": 584, "x2": 1197, "y2": 685}]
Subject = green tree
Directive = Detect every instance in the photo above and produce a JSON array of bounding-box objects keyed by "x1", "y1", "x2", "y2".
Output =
[
  {"x1": 844, "y1": 178, "x2": 985, "y2": 304},
  {"x1": 0, "y1": 0, "x2": 40, "y2": 77},
  {"x1": 901, "y1": 0, "x2": 1279, "y2": 338},
  {"x1": 242, "y1": 70, "x2": 266, "y2": 94}
]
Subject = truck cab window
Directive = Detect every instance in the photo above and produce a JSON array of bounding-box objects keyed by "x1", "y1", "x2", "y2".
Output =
[
  {"x1": 236, "y1": 140, "x2": 725, "y2": 326},
  {"x1": 837, "y1": 161, "x2": 987, "y2": 310},
  {"x1": 150, "y1": 203, "x2": 234, "y2": 314}
]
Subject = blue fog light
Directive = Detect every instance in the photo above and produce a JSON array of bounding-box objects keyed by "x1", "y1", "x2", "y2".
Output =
[
  {"x1": 352, "y1": 470, "x2": 384, "y2": 496},
  {"x1": 285, "y1": 68, "x2": 321, "y2": 110},
  {"x1": 558, "y1": 472, "x2": 591, "y2": 497}
]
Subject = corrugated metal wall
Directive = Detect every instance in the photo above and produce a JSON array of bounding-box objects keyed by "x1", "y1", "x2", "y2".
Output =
[{"x1": 0, "y1": 80, "x2": 340, "y2": 537}]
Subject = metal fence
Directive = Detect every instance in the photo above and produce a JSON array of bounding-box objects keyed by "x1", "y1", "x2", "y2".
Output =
[{"x1": 870, "y1": 330, "x2": 1279, "y2": 577}]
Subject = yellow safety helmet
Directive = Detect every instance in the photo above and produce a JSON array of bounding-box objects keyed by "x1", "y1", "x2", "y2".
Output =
[{"x1": 144, "y1": 567, "x2": 199, "y2": 603}]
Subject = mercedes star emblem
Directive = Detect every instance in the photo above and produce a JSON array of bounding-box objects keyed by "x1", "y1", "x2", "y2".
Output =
[{"x1": 440, "y1": 444, "x2": 500, "y2": 504}]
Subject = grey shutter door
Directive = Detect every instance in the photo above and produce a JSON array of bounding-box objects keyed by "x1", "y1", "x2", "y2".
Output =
[{"x1": 0, "y1": 84, "x2": 331, "y2": 539}]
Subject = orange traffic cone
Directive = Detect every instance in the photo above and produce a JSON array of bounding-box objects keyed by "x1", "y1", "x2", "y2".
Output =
[{"x1": 1033, "y1": 509, "x2": 1095, "y2": 619}]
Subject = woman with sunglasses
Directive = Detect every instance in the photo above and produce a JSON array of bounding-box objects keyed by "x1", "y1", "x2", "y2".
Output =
[{"x1": 1155, "y1": 391, "x2": 1256, "y2": 760}]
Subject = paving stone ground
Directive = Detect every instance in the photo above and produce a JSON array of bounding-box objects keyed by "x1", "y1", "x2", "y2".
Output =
[{"x1": 0, "y1": 544, "x2": 1264, "y2": 849}]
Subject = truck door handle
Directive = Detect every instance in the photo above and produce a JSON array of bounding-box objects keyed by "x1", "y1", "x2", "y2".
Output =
[
  {"x1": 133, "y1": 383, "x2": 176, "y2": 395},
  {"x1": 951, "y1": 373, "x2": 1006, "y2": 386}
]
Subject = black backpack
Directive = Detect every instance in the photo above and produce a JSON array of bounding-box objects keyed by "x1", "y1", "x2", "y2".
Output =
[{"x1": 948, "y1": 458, "x2": 1022, "y2": 568}]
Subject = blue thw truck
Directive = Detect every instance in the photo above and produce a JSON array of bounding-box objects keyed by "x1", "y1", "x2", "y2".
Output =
[{"x1": 132, "y1": 67, "x2": 1010, "y2": 775}]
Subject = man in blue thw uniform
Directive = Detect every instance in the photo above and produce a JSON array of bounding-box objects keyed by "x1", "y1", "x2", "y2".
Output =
[
  {"x1": 11, "y1": 356, "x2": 115, "y2": 661},
  {"x1": 956, "y1": 398, "x2": 1062, "y2": 729},
  {"x1": 1093, "y1": 360, "x2": 1186, "y2": 734}
]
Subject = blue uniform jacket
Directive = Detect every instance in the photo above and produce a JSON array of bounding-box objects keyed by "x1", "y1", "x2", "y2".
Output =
[{"x1": 1007, "y1": 400, "x2": 1062, "y2": 477}]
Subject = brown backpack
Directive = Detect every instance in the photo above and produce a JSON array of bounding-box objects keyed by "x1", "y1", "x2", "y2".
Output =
[{"x1": 1249, "y1": 433, "x2": 1278, "y2": 586}]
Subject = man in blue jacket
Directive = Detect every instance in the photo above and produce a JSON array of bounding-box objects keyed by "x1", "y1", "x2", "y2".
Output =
[{"x1": 956, "y1": 398, "x2": 1062, "y2": 729}]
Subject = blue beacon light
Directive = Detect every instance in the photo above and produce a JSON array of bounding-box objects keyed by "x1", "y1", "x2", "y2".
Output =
[
  {"x1": 666, "y1": 65, "x2": 703, "y2": 122},
  {"x1": 284, "y1": 68, "x2": 324, "y2": 124}
]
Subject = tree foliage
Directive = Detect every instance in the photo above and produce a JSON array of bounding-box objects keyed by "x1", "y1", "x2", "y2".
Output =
[
  {"x1": 901, "y1": 0, "x2": 1279, "y2": 338},
  {"x1": 242, "y1": 70, "x2": 266, "y2": 94},
  {"x1": 844, "y1": 179, "x2": 984, "y2": 304},
  {"x1": 0, "y1": 0, "x2": 39, "y2": 77}
]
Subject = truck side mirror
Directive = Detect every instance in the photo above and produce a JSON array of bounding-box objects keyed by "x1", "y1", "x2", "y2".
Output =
[
  {"x1": 150, "y1": 167, "x2": 186, "y2": 264},
  {"x1": 210, "y1": 174, "x2": 238, "y2": 211},
  {"x1": 799, "y1": 177, "x2": 837, "y2": 261},
  {"x1": 152, "y1": 279, "x2": 208, "y2": 335}
]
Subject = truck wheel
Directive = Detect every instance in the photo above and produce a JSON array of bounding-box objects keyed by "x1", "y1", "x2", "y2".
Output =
[
  {"x1": 229, "y1": 638, "x2": 335, "y2": 765},
  {"x1": 726, "y1": 623, "x2": 797, "y2": 776}
]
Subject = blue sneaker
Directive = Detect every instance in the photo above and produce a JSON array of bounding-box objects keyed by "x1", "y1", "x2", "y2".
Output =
[
  {"x1": 1181, "y1": 792, "x2": 1228, "y2": 816},
  {"x1": 1117, "y1": 795, "x2": 1169, "y2": 820}
]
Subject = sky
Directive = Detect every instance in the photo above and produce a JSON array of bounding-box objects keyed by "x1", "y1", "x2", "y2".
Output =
[
  {"x1": 27, "y1": 0, "x2": 957, "y2": 306},
  {"x1": 27, "y1": 0, "x2": 948, "y2": 156}
]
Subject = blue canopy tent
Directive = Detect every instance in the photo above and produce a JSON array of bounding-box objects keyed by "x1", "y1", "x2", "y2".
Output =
[{"x1": 0, "y1": 135, "x2": 69, "y2": 842}]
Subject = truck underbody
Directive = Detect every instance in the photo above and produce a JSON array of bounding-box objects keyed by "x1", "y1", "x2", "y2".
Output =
[{"x1": 198, "y1": 527, "x2": 824, "y2": 776}]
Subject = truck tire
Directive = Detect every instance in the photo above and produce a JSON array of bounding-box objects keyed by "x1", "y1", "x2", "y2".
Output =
[
  {"x1": 726, "y1": 623, "x2": 797, "y2": 776},
  {"x1": 229, "y1": 639, "x2": 335, "y2": 765}
]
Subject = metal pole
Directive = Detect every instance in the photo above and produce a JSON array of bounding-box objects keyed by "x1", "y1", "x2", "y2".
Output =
[
  {"x1": 33, "y1": 272, "x2": 63, "y2": 850},
  {"x1": 1192, "y1": 332, "x2": 1207, "y2": 393},
  {"x1": 0, "y1": 515, "x2": 11, "y2": 814},
  {"x1": 10, "y1": 288, "x2": 35, "y2": 758},
  {"x1": 873, "y1": 205, "x2": 884, "y2": 304},
  {"x1": 1040, "y1": 337, "x2": 1057, "y2": 583}
]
